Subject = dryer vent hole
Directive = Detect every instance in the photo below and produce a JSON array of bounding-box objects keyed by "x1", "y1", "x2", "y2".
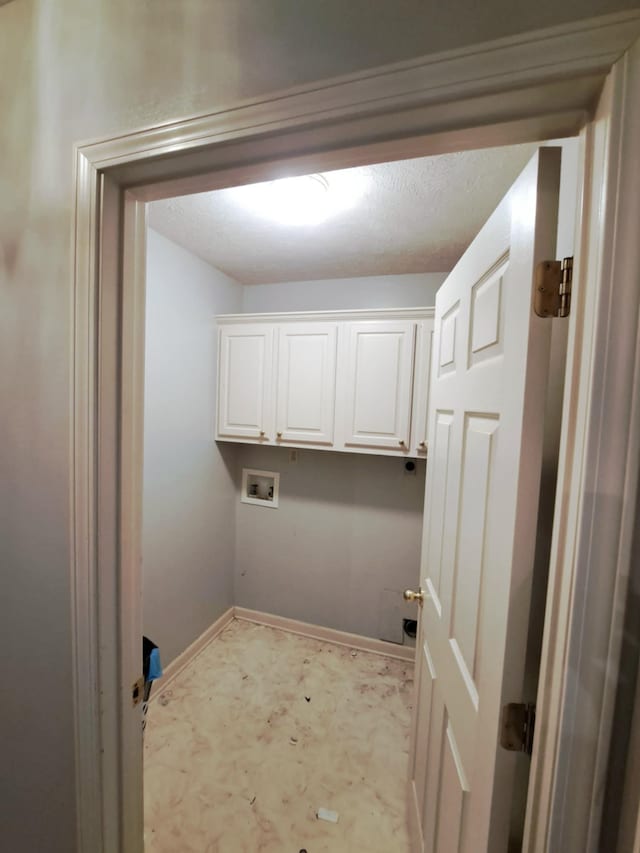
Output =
[{"x1": 403, "y1": 618, "x2": 417, "y2": 639}]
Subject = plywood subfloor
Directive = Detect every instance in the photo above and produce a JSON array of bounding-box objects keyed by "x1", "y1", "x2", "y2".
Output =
[{"x1": 144, "y1": 618, "x2": 414, "y2": 852}]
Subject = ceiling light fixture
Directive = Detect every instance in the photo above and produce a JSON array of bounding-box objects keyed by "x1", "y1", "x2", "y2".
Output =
[{"x1": 228, "y1": 171, "x2": 369, "y2": 226}]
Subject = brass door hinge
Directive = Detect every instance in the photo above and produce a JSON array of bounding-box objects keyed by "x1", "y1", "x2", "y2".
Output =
[
  {"x1": 132, "y1": 676, "x2": 145, "y2": 707},
  {"x1": 500, "y1": 702, "x2": 536, "y2": 755},
  {"x1": 534, "y1": 256, "x2": 573, "y2": 318}
]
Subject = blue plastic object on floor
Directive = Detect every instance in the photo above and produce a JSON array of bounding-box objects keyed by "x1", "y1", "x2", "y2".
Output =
[{"x1": 148, "y1": 647, "x2": 163, "y2": 681}]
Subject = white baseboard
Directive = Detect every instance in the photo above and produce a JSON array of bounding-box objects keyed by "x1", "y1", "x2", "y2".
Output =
[
  {"x1": 150, "y1": 606, "x2": 235, "y2": 700},
  {"x1": 234, "y1": 607, "x2": 416, "y2": 662}
]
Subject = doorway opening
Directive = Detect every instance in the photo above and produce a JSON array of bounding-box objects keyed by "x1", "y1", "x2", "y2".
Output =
[{"x1": 139, "y1": 138, "x2": 579, "y2": 851}]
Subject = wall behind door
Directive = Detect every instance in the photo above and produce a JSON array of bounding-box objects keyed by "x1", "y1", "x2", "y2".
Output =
[{"x1": 142, "y1": 229, "x2": 242, "y2": 664}]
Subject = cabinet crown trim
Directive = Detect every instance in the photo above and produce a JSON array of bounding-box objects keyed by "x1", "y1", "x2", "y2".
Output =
[{"x1": 215, "y1": 306, "x2": 435, "y2": 324}]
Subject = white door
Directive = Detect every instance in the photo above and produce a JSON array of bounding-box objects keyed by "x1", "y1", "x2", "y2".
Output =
[
  {"x1": 275, "y1": 322, "x2": 338, "y2": 445},
  {"x1": 410, "y1": 318, "x2": 435, "y2": 456},
  {"x1": 217, "y1": 324, "x2": 274, "y2": 440},
  {"x1": 343, "y1": 320, "x2": 415, "y2": 451},
  {"x1": 407, "y1": 148, "x2": 561, "y2": 852}
]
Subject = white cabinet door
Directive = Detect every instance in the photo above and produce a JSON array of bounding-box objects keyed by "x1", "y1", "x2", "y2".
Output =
[
  {"x1": 411, "y1": 318, "x2": 435, "y2": 456},
  {"x1": 407, "y1": 148, "x2": 560, "y2": 853},
  {"x1": 342, "y1": 320, "x2": 416, "y2": 450},
  {"x1": 276, "y1": 323, "x2": 338, "y2": 445},
  {"x1": 217, "y1": 324, "x2": 274, "y2": 440}
]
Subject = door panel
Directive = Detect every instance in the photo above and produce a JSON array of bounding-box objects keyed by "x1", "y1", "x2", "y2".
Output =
[
  {"x1": 435, "y1": 719, "x2": 467, "y2": 853},
  {"x1": 276, "y1": 323, "x2": 337, "y2": 445},
  {"x1": 343, "y1": 320, "x2": 415, "y2": 450},
  {"x1": 217, "y1": 324, "x2": 274, "y2": 440},
  {"x1": 408, "y1": 148, "x2": 561, "y2": 853},
  {"x1": 451, "y1": 413, "x2": 498, "y2": 682}
]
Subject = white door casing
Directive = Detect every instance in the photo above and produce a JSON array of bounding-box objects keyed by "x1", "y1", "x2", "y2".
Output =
[
  {"x1": 275, "y1": 322, "x2": 338, "y2": 445},
  {"x1": 343, "y1": 320, "x2": 416, "y2": 451},
  {"x1": 217, "y1": 324, "x2": 274, "y2": 440},
  {"x1": 408, "y1": 147, "x2": 561, "y2": 852}
]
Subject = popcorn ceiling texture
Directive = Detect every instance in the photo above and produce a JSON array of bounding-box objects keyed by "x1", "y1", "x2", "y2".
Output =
[{"x1": 148, "y1": 146, "x2": 539, "y2": 283}]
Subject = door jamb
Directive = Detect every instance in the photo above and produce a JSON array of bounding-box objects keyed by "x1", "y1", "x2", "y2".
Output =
[
  {"x1": 525, "y1": 41, "x2": 640, "y2": 853},
  {"x1": 70, "y1": 13, "x2": 640, "y2": 852}
]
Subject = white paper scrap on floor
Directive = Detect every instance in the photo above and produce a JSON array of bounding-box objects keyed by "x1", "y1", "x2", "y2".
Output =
[
  {"x1": 317, "y1": 807, "x2": 340, "y2": 823},
  {"x1": 144, "y1": 618, "x2": 414, "y2": 852}
]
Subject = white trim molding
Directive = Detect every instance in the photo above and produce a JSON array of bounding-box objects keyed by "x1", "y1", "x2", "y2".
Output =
[
  {"x1": 216, "y1": 306, "x2": 435, "y2": 325},
  {"x1": 70, "y1": 13, "x2": 640, "y2": 853},
  {"x1": 525, "y1": 39, "x2": 640, "y2": 853},
  {"x1": 77, "y1": 13, "x2": 640, "y2": 201},
  {"x1": 234, "y1": 608, "x2": 415, "y2": 663}
]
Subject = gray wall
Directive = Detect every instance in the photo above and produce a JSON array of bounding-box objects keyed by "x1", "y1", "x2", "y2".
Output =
[
  {"x1": 242, "y1": 272, "x2": 446, "y2": 313},
  {"x1": 235, "y1": 447, "x2": 426, "y2": 639},
  {"x1": 143, "y1": 230, "x2": 242, "y2": 664},
  {"x1": 0, "y1": 0, "x2": 633, "y2": 848}
]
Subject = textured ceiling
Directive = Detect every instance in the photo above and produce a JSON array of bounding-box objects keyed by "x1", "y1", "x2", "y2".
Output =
[{"x1": 148, "y1": 144, "x2": 539, "y2": 284}]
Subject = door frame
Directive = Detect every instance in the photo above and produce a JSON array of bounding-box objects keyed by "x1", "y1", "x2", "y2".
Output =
[{"x1": 70, "y1": 12, "x2": 640, "y2": 852}]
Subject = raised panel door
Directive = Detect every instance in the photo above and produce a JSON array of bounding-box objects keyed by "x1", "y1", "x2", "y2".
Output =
[{"x1": 408, "y1": 148, "x2": 561, "y2": 853}]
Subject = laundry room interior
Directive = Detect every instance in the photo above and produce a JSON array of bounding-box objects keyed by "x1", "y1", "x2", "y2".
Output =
[{"x1": 140, "y1": 137, "x2": 579, "y2": 851}]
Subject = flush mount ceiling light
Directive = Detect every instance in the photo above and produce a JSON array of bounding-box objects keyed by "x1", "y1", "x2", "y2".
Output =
[{"x1": 228, "y1": 170, "x2": 369, "y2": 226}]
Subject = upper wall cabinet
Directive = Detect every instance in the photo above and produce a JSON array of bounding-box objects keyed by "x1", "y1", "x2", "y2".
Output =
[
  {"x1": 215, "y1": 308, "x2": 434, "y2": 457},
  {"x1": 410, "y1": 319, "x2": 435, "y2": 456},
  {"x1": 341, "y1": 321, "x2": 416, "y2": 451},
  {"x1": 276, "y1": 323, "x2": 338, "y2": 446},
  {"x1": 217, "y1": 324, "x2": 274, "y2": 440}
]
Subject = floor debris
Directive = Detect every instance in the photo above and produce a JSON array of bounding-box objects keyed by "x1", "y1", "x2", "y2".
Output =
[
  {"x1": 317, "y1": 807, "x2": 339, "y2": 823},
  {"x1": 305, "y1": 696, "x2": 311, "y2": 702},
  {"x1": 145, "y1": 620, "x2": 412, "y2": 850}
]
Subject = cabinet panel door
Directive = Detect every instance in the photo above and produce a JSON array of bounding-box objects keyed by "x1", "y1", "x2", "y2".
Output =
[
  {"x1": 217, "y1": 324, "x2": 274, "y2": 440},
  {"x1": 276, "y1": 323, "x2": 338, "y2": 445},
  {"x1": 343, "y1": 321, "x2": 416, "y2": 450},
  {"x1": 411, "y1": 318, "x2": 435, "y2": 455}
]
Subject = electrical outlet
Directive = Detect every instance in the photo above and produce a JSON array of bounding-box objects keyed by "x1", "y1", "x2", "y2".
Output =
[{"x1": 289, "y1": 449, "x2": 298, "y2": 464}]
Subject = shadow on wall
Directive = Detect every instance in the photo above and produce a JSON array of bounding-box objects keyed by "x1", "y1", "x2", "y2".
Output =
[{"x1": 233, "y1": 444, "x2": 426, "y2": 512}]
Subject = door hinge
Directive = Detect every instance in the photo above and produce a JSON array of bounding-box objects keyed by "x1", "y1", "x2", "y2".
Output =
[
  {"x1": 500, "y1": 702, "x2": 536, "y2": 755},
  {"x1": 534, "y1": 256, "x2": 573, "y2": 318},
  {"x1": 132, "y1": 676, "x2": 145, "y2": 707}
]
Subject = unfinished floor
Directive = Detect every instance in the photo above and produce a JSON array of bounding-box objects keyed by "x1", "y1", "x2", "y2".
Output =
[{"x1": 144, "y1": 618, "x2": 414, "y2": 852}]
